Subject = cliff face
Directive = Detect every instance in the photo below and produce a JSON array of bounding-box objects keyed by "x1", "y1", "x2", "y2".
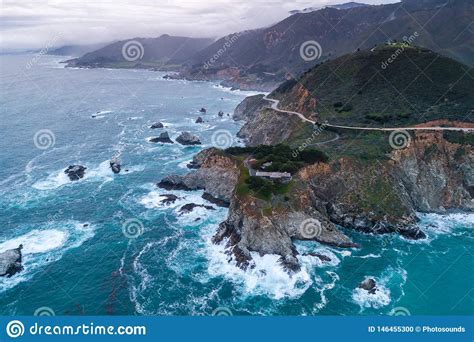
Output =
[
  {"x1": 213, "y1": 175, "x2": 358, "y2": 272},
  {"x1": 391, "y1": 132, "x2": 474, "y2": 212},
  {"x1": 162, "y1": 128, "x2": 472, "y2": 269},
  {"x1": 235, "y1": 95, "x2": 302, "y2": 146},
  {"x1": 211, "y1": 132, "x2": 472, "y2": 270},
  {"x1": 158, "y1": 150, "x2": 240, "y2": 205}
]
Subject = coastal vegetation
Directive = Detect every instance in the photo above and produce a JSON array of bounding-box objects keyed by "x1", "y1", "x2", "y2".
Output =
[{"x1": 228, "y1": 144, "x2": 328, "y2": 201}]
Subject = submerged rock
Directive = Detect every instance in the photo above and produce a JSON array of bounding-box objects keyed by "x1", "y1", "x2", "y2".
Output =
[
  {"x1": 64, "y1": 165, "x2": 87, "y2": 181},
  {"x1": 0, "y1": 245, "x2": 23, "y2": 278},
  {"x1": 160, "y1": 194, "x2": 179, "y2": 205},
  {"x1": 303, "y1": 253, "x2": 332, "y2": 262},
  {"x1": 176, "y1": 132, "x2": 201, "y2": 145},
  {"x1": 278, "y1": 255, "x2": 301, "y2": 274},
  {"x1": 149, "y1": 132, "x2": 174, "y2": 144},
  {"x1": 179, "y1": 203, "x2": 215, "y2": 215},
  {"x1": 202, "y1": 192, "x2": 230, "y2": 208},
  {"x1": 110, "y1": 157, "x2": 121, "y2": 174},
  {"x1": 157, "y1": 175, "x2": 195, "y2": 191},
  {"x1": 358, "y1": 278, "x2": 378, "y2": 294},
  {"x1": 150, "y1": 122, "x2": 164, "y2": 129}
]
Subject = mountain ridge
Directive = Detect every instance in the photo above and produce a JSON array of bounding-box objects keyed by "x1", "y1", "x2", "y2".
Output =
[{"x1": 65, "y1": 35, "x2": 214, "y2": 70}]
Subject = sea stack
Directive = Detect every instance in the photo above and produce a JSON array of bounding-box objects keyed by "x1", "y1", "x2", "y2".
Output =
[
  {"x1": 0, "y1": 245, "x2": 23, "y2": 278},
  {"x1": 150, "y1": 122, "x2": 164, "y2": 129},
  {"x1": 358, "y1": 278, "x2": 378, "y2": 294},
  {"x1": 176, "y1": 132, "x2": 201, "y2": 145},
  {"x1": 149, "y1": 132, "x2": 174, "y2": 144},
  {"x1": 64, "y1": 165, "x2": 87, "y2": 181},
  {"x1": 110, "y1": 157, "x2": 121, "y2": 174}
]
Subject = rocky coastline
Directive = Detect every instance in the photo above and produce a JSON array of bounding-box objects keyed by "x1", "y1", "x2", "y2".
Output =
[{"x1": 158, "y1": 94, "x2": 473, "y2": 273}]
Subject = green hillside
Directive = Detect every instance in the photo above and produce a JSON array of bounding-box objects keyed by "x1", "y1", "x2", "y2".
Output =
[{"x1": 274, "y1": 44, "x2": 474, "y2": 127}]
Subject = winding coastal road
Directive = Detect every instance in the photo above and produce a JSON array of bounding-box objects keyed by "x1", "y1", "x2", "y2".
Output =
[{"x1": 263, "y1": 95, "x2": 474, "y2": 133}]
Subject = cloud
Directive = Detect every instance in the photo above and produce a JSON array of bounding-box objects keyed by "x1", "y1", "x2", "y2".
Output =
[{"x1": 0, "y1": 0, "x2": 398, "y2": 51}]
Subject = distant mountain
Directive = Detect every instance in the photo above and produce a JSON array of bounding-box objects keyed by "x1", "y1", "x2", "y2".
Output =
[
  {"x1": 181, "y1": 0, "x2": 474, "y2": 90},
  {"x1": 66, "y1": 35, "x2": 214, "y2": 70},
  {"x1": 272, "y1": 44, "x2": 474, "y2": 127},
  {"x1": 289, "y1": 2, "x2": 370, "y2": 14},
  {"x1": 328, "y1": 2, "x2": 371, "y2": 10},
  {"x1": 48, "y1": 43, "x2": 111, "y2": 57}
]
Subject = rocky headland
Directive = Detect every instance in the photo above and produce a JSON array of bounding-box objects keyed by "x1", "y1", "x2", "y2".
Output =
[{"x1": 157, "y1": 47, "x2": 474, "y2": 273}]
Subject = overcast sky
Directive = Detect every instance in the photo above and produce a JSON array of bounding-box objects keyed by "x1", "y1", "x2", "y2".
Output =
[{"x1": 0, "y1": 0, "x2": 399, "y2": 51}]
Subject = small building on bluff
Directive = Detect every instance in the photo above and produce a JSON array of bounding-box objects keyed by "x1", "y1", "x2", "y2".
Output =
[{"x1": 255, "y1": 171, "x2": 292, "y2": 182}]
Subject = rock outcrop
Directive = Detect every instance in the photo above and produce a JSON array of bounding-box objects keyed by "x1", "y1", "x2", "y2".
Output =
[
  {"x1": 150, "y1": 132, "x2": 173, "y2": 144},
  {"x1": 390, "y1": 132, "x2": 474, "y2": 212},
  {"x1": 176, "y1": 132, "x2": 201, "y2": 145},
  {"x1": 233, "y1": 95, "x2": 302, "y2": 146},
  {"x1": 160, "y1": 194, "x2": 179, "y2": 205},
  {"x1": 211, "y1": 161, "x2": 360, "y2": 272},
  {"x1": 179, "y1": 203, "x2": 215, "y2": 215},
  {"x1": 358, "y1": 278, "x2": 378, "y2": 294},
  {"x1": 158, "y1": 149, "x2": 239, "y2": 203},
  {"x1": 64, "y1": 165, "x2": 87, "y2": 181},
  {"x1": 195, "y1": 117, "x2": 204, "y2": 124},
  {"x1": 187, "y1": 148, "x2": 220, "y2": 169},
  {"x1": 0, "y1": 245, "x2": 23, "y2": 277},
  {"x1": 202, "y1": 192, "x2": 230, "y2": 208},
  {"x1": 150, "y1": 122, "x2": 164, "y2": 129},
  {"x1": 110, "y1": 157, "x2": 121, "y2": 174}
]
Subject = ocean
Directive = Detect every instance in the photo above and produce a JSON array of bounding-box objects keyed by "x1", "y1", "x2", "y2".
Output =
[{"x1": 0, "y1": 54, "x2": 472, "y2": 316}]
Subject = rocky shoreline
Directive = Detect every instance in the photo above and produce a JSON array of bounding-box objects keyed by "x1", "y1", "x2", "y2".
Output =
[{"x1": 157, "y1": 95, "x2": 473, "y2": 273}]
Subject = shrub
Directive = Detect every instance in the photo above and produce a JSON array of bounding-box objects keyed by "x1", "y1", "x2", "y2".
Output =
[
  {"x1": 245, "y1": 177, "x2": 272, "y2": 199},
  {"x1": 299, "y1": 149, "x2": 329, "y2": 163}
]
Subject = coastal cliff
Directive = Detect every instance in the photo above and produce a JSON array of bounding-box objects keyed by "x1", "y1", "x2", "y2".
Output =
[{"x1": 162, "y1": 131, "x2": 472, "y2": 271}]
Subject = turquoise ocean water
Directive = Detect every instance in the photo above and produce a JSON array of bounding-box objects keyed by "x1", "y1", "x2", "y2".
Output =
[{"x1": 0, "y1": 54, "x2": 472, "y2": 316}]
